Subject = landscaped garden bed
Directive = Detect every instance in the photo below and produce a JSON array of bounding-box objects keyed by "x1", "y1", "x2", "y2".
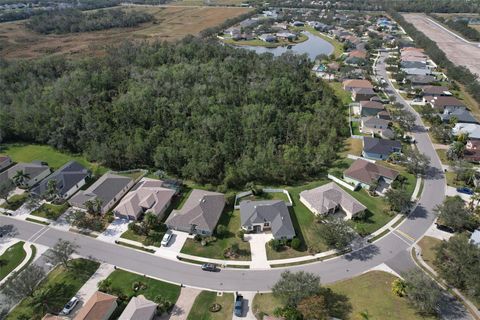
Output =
[
  {"x1": 0, "y1": 193, "x2": 29, "y2": 211},
  {"x1": 30, "y1": 202, "x2": 69, "y2": 220}
]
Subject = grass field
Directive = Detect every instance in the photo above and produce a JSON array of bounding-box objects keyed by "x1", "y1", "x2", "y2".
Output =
[
  {"x1": 30, "y1": 203, "x2": 69, "y2": 220},
  {"x1": 187, "y1": 291, "x2": 234, "y2": 320},
  {"x1": 0, "y1": 5, "x2": 251, "y2": 59},
  {"x1": 0, "y1": 241, "x2": 26, "y2": 281},
  {"x1": 170, "y1": 0, "x2": 247, "y2": 5},
  {"x1": 340, "y1": 137, "x2": 363, "y2": 157},
  {"x1": 6, "y1": 258, "x2": 99, "y2": 320},
  {"x1": 0, "y1": 143, "x2": 108, "y2": 174},
  {"x1": 329, "y1": 81, "x2": 352, "y2": 106}
]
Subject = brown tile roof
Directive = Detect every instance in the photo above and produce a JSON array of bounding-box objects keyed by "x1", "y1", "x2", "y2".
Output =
[
  {"x1": 421, "y1": 85, "x2": 449, "y2": 96},
  {"x1": 344, "y1": 159, "x2": 399, "y2": 185},
  {"x1": 74, "y1": 291, "x2": 117, "y2": 320},
  {"x1": 360, "y1": 100, "x2": 384, "y2": 109},
  {"x1": 348, "y1": 50, "x2": 367, "y2": 59},
  {"x1": 426, "y1": 96, "x2": 465, "y2": 109},
  {"x1": 343, "y1": 79, "x2": 373, "y2": 90}
]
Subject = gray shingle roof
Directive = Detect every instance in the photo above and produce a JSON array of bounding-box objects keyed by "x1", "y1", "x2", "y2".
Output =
[
  {"x1": 0, "y1": 162, "x2": 50, "y2": 185},
  {"x1": 240, "y1": 200, "x2": 295, "y2": 239},
  {"x1": 118, "y1": 295, "x2": 156, "y2": 320},
  {"x1": 440, "y1": 109, "x2": 479, "y2": 124},
  {"x1": 363, "y1": 137, "x2": 402, "y2": 156}
]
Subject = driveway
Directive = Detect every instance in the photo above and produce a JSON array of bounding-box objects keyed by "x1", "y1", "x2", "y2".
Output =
[
  {"x1": 159, "y1": 287, "x2": 201, "y2": 320},
  {"x1": 245, "y1": 233, "x2": 272, "y2": 269},
  {"x1": 155, "y1": 231, "x2": 189, "y2": 260},
  {"x1": 96, "y1": 218, "x2": 130, "y2": 243},
  {"x1": 445, "y1": 186, "x2": 472, "y2": 203},
  {"x1": 233, "y1": 291, "x2": 256, "y2": 320}
]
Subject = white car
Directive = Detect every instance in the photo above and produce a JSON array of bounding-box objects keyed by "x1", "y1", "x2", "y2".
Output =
[
  {"x1": 161, "y1": 230, "x2": 173, "y2": 247},
  {"x1": 61, "y1": 297, "x2": 79, "y2": 315}
]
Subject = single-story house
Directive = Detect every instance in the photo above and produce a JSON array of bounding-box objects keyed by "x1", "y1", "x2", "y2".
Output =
[
  {"x1": 454, "y1": 123, "x2": 480, "y2": 140},
  {"x1": 426, "y1": 96, "x2": 465, "y2": 112},
  {"x1": 360, "y1": 100, "x2": 385, "y2": 117},
  {"x1": 402, "y1": 67, "x2": 429, "y2": 76},
  {"x1": 345, "y1": 50, "x2": 367, "y2": 65},
  {"x1": 240, "y1": 200, "x2": 295, "y2": 240},
  {"x1": 165, "y1": 189, "x2": 225, "y2": 236},
  {"x1": 69, "y1": 172, "x2": 134, "y2": 214},
  {"x1": 31, "y1": 160, "x2": 90, "y2": 199},
  {"x1": 360, "y1": 117, "x2": 391, "y2": 135},
  {"x1": 114, "y1": 178, "x2": 176, "y2": 220},
  {"x1": 377, "y1": 110, "x2": 391, "y2": 120},
  {"x1": 118, "y1": 295, "x2": 157, "y2": 320},
  {"x1": 343, "y1": 79, "x2": 373, "y2": 92},
  {"x1": 276, "y1": 32, "x2": 297, "y2": 41},
  {"x1": 299, "y1": 182, "x2": 366, "y2": 220},
  {"x1": 406, "y1": 74, "x2": 436, "y2": 85},
  {"x1": 343, "y1": 158, "x2": 399, "y2": 190},
  {"x1": 0, "y1": 161, "x2": 51, "y2": 188},
  {"x1": 401, "y1": 60, "x2": 427, "y2": 69},
  {"x1": 470, "y1": 229, "x2": 480, "y2": 246},
  {"x1": 421, "y1": 85, "x2": 451, "y2": 97},
  {"x1": 74, "y1": 291, "x2": 117, "y2": 320},
  {"x1": 292, "y1": 21, "x2": 304, "y2": 27},
  {"x1": 259, "y1": 34, "x2": 277, "y2": 42},
  {"x1": 0, "y1": 156, "x2": 12, "y2": 171},
  {"x1": 440, "y1": 108, "x2": 479, "y2": 124},
  {"x1": 362, "y1": 137, "x2": 402, "y2": 160},
  {"x1": 352, "y1": 87, "x2": 376, "y2": 102},
  {"x1": 464, "y1": 140, "x2": 480, "y2": 162},
  {"x1": 225, "y1": 26, "x2": 240, "y2": 36}
]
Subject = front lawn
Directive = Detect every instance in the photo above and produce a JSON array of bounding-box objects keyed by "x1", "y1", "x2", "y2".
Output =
[
  {"x1": 0, "y1": 241, "x2": 27, "y2": 281},
  {"x1": 181, "y1": 210, "x2": 251, "y2": 260},
  {"x1": 417, "y1": 236, "x2": 441, "y2": 269},
  {"x1": 187, "y1": 291, "x2": 234, "y2": 320},
  {"x1": 252, "y1": 292, "x2": 283, "y2": 317},
  {"x1": 30, "y1": 203, "x2": 69, "y2": 220},
  {"x1": 6, "y1": 258, "x2": 99, "y2": 320},
  {"x1": 1, "y1": 193, "x2": 29, "y2": 211},
  {"x1": 445, "y1": 171, "x2": 466, "y2": 188},
  {"x1": 435, "y1": 149, "x2": 449, "y2": 164}
]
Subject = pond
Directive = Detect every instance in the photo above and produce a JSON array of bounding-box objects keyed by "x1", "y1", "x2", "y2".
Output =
[{"x1": 233, "y1": 31, "x2": 334, "y2": 60}]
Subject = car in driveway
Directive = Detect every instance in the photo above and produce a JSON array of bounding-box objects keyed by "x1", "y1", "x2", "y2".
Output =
[
  {"x1": 60, "y1": 296, "x2": 79, "y2": 315},
  {"x1": 456, "y1": 187, "x2": 474, "y2": 195},
  {"x1": 234, "y1": 292, "x2": 244, "y2": 316},
  {"x1": 201, "y1": 263, "x2": 217, "y2": 272},
  {"x1": 161, "y1": 230, "x2": 173, "y2": 247}
]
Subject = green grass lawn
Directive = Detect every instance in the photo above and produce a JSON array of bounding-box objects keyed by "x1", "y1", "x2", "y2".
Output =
[
  {"x1": 252, "y1": 292, "x2": 283, "y2": 317},
  {"x1": 187, "y1": 291, "x2": 234, "y2": 320},
  {"x1": 235, "y1": 191, "x2": 290, "y2": 206},
  {"x1": 6, "y1": 258, "x2": 99, "y2": 320},
  {"x1": 181, "y1": 210, "x2": 251, "y2": 260},
  {"x1": 0, "y1": 241, "x2": 26, "y2": 281},
  {"x1": 0, "y1": 143, "x2": 108, "y2": 174},
  {"x1": 436, "y1": 149, "x2": 449, "y2": 164},
  {"x1": 417, "y1": 236, "x2": 441, "y2": 269},
  {"x1": 117, "y1": 170, "x2": 145, "y2": 181},
  {"x1": 351, "y1": 121, "x2": 361, "y2": 135},
  {"x1": 329, "y1": 82, "x2": 352, "y2": 106},
  {"x1": 30, "y1": 203, "x2": 69, "y2": 220},
  {"x1": 1, "y1": 193, "x2": 29, "y2": 211},
  {"x1": 445, "y1": 171, "x2": 466, "y2": 188}
]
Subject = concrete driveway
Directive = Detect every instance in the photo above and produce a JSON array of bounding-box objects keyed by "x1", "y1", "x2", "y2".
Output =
[
  {"x1": 445, "y1": 186, "x2": 473, "y2": 203},
  {"x1": 245, "y1": 233, "x2": 272, "y2": 269},
  {"x1": 233, "y1": 291, "x2": 256, "y2": 320},
  {"x1": 97, "y1": 218, "x2": 130, "y2": 243},
  {"x1": 155, "y1": 231, "x2": 189, "y2": 259}
]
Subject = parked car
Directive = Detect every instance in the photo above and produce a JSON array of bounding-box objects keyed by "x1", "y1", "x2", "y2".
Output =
[
  {"x1": 436, "y1": 223, "x2": 454, "y2": 233},
  {"x1": 61, "y1": 297, "x2": 79, "y2": 315},
  {"x1": 234, "y1": 292, "x2": 244, "y2": 316},
  {"x1": 201, "y1": 263, "x2": 217, "y2": 272},
  {"x1": 456, "y1": 187, "x2": 474, "y2": 195},
  {"x1": 161, "y1": 230, "x2": 173, "y2": 247}
]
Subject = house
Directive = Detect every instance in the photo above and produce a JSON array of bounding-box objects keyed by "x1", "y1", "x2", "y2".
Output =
[
  {"x1": 401, "y1": 60, "x2": 427, "y2": 70},
  {"x1": 402, "y1": 67, "x2": 429, "y2": 76},
  {"x1": 352, "y1": 87, "x2": 376, "y2": 102},
  {"x1": 0, "y1": 161, "x2": 51, "y2": 188},
  {"x1": 276, "y1": 32, "x2": 297, "y2": 41},
  {"x1": 464, "y1": 140, "x2": 480, "y2": 162},
  {"x1": 343, "y1": 79, "x2": 373, "y2": 92},
  {"x1": 453, "y1": 123, "x2": 480, "y2": 140},
  {"x1": 240, "y1": 200, "x2": 295, "y2": 240},
  {"x1": 470, "y1": 229, "x2": 480, "y2": 246},
  {"x1": 119, "y1": 295, "x2": 157, "y2": 320},
  {"x1": 440, "y1": 109, "x2": 479, "y2": 124},
  {"x1": 343, "y1": 158, "x2": 399, "y2": 190},
  {"x1": 69, "y1": 173, "x2": 134, "y2": 214},
  {"x1": 31, "y1": 161, "x2": 90, "y2": 199},
  {"x1": 74, "y1": 291, "x2": 117, "y2": 320},
  {"x1": 362, "y1": 137, "x2": 402, "y2": 160},
  {"x1": 426, "y1": 96, "x2": 465, "y2": 112},
  {"x1": 377, "y1": 110, "x2": 391, "y2": 120},
  {"x1": 42, "y1": 315, "x2": 66, "y2": 320},
  {"x1": 225, "y1": 26, "x2": 241, "y2": 36},
  {"x1": 360, "y1": 100, "x2": 385, "y2": 117},
  {"x1": 292, "y1": 21, "x2": 304, "y2": 27},
  {"x1": 114, "y1": 178, "x2": 176, "y2": 220},
  {"x1": 0, "y1": 156, "x2": 12, "y2": 171},
  {"x1": 345, "y1": 50, "x2": 367, "y2": 65},
  {"x1": 299, "y1": 182, "x2": 366, "y2": 219},
  {"x1": 406, "y1": 74, "x2": 436, "y2": 85},
  {"x1": 421, "y1": 85, "x2": 451, "y2": 97},
  {"x1": 259, "y1": 34, "x2": 277, "y2": 42},
  {"x1": 327, "y1": 62, "x2": 340, "y2": 71},
  {"x1": 360, "y1": 117, "x2": 391, "y2": 135},
  {"x1": 165, "y1": 189, "x2": 225, "y2": 236}
]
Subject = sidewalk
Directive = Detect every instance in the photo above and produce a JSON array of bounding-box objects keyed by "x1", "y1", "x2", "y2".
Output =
[{"x1": 0, "y1": 241, "x2": 35, "y2": 286}]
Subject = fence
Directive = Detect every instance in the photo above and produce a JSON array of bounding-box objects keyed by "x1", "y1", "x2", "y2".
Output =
[{"x1": 327, "y1": 174, "x2": 359, "y2": 191}]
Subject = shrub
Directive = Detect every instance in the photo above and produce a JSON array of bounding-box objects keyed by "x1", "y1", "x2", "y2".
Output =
[
  {"x1": 194, "y1": 234, "x2": 202, "y2": 242},
  {"x1": 291, "y1": 238, "x2": 301, "y2": 250},
  {"x1": 269, "y1": 239, "x2": 283, "y2": 251},
  {"x1": 216, "y1": 225, "x2": 228, "y2": 238},
  {"x1": 237, "y1": 229, "x2": 245, "y2": 241},
  {"x1": 391, "y1": 278, "x2": 407, "y2": 297},
  {"x1": 98, "y1": 278, "x2": 112, "y2": 292}
]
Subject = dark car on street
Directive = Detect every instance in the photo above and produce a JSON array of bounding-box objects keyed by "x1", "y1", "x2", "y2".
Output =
[
  {"x1": 201, "y1": 263, "x2": 217, "y2": 272},
  {"x1": 456, "y1": 187, "x2": 474, "y2": 195}
]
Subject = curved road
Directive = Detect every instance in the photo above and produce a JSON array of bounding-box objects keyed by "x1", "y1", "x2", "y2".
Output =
[{"x1": 0, "y1": 51, "x2": 445, "y2": 293}]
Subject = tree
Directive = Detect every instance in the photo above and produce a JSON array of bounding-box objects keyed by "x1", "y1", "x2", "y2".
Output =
[
  {"x1": 31, "y1": 283, "x2": 72, "y2": 315},
  {"x1": 45, "y1": 179, "x2": 60, "y2": 202},
  {"x1": 434, "y1": 196, "x2": 477, "y2": 232},
  {"x1": 446, "y1": 141, "x2": 465, "y2": 161},
  {"x1": 216, "y1": 225, "x2": 228, "y2": 238},
  {"x1": 402, "y1": 269, "x2": 442, "y2": 316},
  {"x1": 297, "y1": 294, "x2": 329, "y2": 320},
  {"x1": 3, "y1": 264, "x2": 46, "y2": 301},
  {"x1": 404, "y1": 148, "x2": 430, "y2": 176},
  {"x1": 272, "y1": 271, "x2": 322, "y2": 306},
  {"x1": 385, "y1": 188, "x2": 411, "y2": 214},
  {"x1": 0, "y1": 180, "x2": 14, "y2": 204},
  {"x1": 391, "y1": 278, "x2": 407, "y2": 297},
  {"x1": 12, "y1": 170, "x2": 30, "y2": 187},
  {"x1": 391, "y1": 109, "x2": 416, "y2": 132},
  {"x1": 319, "y1": 218, "x2": 355, "y2": 250},
  {"x1": 451, "y1": 160, "x2": 475, "y2": 185},
  {"x1": 45, "y1": 239, "x2": 79, "y2": 269}
]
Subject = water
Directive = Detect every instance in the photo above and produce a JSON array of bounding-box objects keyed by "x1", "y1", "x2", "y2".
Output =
[{"x1": 233, "y1": 31, "x2": 334, "y2": 60}]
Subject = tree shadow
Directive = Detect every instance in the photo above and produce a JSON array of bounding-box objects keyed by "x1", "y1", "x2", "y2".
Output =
[
  {"x1": 344, "y1": 244, "x2": 380, "y2": 261},
  {"x1": 408, "y1": 204, "x2": 429, "y2": 220},
  {"x1": 0, "y1": 224, "x2": 18, "y2": 240},
  {"x1": 319, "y1": 287, "x2": 352, "y2": 320}
]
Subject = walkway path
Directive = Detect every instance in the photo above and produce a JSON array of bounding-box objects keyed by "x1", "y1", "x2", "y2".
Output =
[
  {"x1": 0, "y1": 241, "x2": 35, "y2": 287},
  {"x1": 160, "y1": 287, "x2": 201, "y2": 320}
]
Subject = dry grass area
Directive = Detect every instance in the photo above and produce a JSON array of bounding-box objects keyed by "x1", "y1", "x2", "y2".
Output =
[
  {"x1": 0, "y1": 5, "x2": 251, "y2": 59},
  {"x1": 169, "y1": 0, "x2": 247, "y2": 5}
]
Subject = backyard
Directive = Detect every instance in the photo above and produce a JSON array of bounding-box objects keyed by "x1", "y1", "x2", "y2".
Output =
[
  {"x1": 30, "y1": 203, "x2": 69, "y2": 220},
  {"x1": 187, "y1": 291, "x2": 234, "y2": 320},
  {"x1": 341, "y1": 137, "x2": 363, "y2": 157},
  {"x1": 0, "y1": 241, "x2": 26, "y2": 281},
  {"x1": 6, "y1": 258, "x2": 99, "y2": 320},
  {"x1": 235, "y1": 190, "x2": 291, "y2": 207},
  {"x1": 328, "y1": 81, "x2": 352, "y2": 106}
]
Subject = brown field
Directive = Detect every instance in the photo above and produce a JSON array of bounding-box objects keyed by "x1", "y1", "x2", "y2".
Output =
[
  {"x1": 0, "y1": 5, "x2": 251, "y2": 59},
  {"x1": 169, "y1": 0, "x2": 248, "y2": 5}
]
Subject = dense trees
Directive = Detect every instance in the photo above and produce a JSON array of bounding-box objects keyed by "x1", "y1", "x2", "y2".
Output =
[
  {"x1": 400, "y1": 269, "x2": 443, "y2": 316},
  {"x1": 0, "y1": 38, "x2": 348, "y2": 187},
  {"x1": 431, "y1": 14, "x2": 480, "y2": 42},
  {"x1": 434, "y1": 196, "x2": 478, "y2": 232},
  {"x1": 26, "y1": 8, "x2": 153, "y2": 34}
]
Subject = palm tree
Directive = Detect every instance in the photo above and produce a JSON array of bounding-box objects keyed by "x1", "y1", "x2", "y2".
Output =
[
  {"x1": 12, "y1": 170, "x2": 30, "y2": 187},
  {"x1": 46, "y1": 179, "x2": 60, "y2": 202},
  {"x1": 359, "y1": 310, "x2": 371, "y2": 320}
]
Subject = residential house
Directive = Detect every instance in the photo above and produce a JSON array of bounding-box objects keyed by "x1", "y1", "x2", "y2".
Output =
[
  {"x1": 425, "y1": 96, "x2": 465, "y2": 112},
  {"x1": 440, "y1": 109, "x2": 479, "y2": 124},
  {"x1": 421, "y1": 86, "x2": 451, "y2": 97},
  {"x1": 165, "y1": 189, "x2": 225, "y2": 236},
  {"x1": 0, "y1": 161, "x2": 51, "y2": 188},
  {"x1": 119, "y1": 295, "x2": 157, "y2": 320},
  {"x1": 402, "y1": 67, "x2": 429, "y2": 76},
  {"x1": 352, "y1": 87, "x2": 376, "y2": 102},
  {"x1": 292, "y1": 21, "x2": 304, "y2": 27},
  {"x1": 470, "y1": 229, "x2": 480, "y2": 247},
  {"x1": 259, "y1": 34, "x2": 277, "y2": 42},
  {"x1": 69, "y1": 173, "x2": 134, "y2": 214},
  {"x1": 453, "y1": 123, "x2": 480, "y2": 140},
  {"x1": 360, "y1": 116, "x2": 392, "y2": 136},
  {"x1": 276, "y1": 32, "x2": 297, "y2": 41},
  {"x1": 343, "y1": 158, "x2": 399, "y2": 191},
  {"x1": 343, "y1": 79, "x2": 373, "y2": 92},
  {"x1": 74, "y1": 291, "x2": 117, "y2": 320},
  {"x1": 464, "y1": 140, "x2": 480, "y2": 162},
  {"x1": 225, "y1": 26, "x2": 241, "y2": 36},
  {"x1": 406, "y1": 75, "x2": 436, "y2": 86},
  {"x1": 362, "y1": 137, "x2": 402, "y2": 160},
  {"x1": 31, "y1": 160, "x2": 90, "y2": 199},
  {"x1": 114, "y1": 178, "x2": 176, "y2": 220},
  {"x1": 345, "y1": 50, "x2": 367, "y2": 65},
  {"x1": 360, "y1": 100, "x2": 384, "y2": 117},
  {"x1": 401, "y1": 60, "x2": 427, "y2": 70},
  {"x1": 239, "y1": 200, "x2": 295, "y2": 240},
  {"x1": 0, "y1": 156, "x2": 12, "y2": 171},
  {"x1": 299, "y1": 182, "x2": 366, "y2": 220},
  {"x1": 377, "y1": 110, "x2": 391, "y2": 120}
]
